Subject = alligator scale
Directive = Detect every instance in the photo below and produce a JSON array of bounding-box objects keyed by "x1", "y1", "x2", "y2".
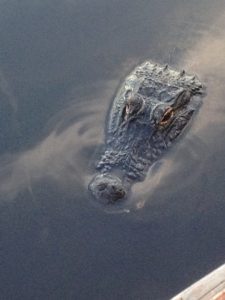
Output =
[{"x1": 89, "y1": 61, "x2": 205, "y2": 204}]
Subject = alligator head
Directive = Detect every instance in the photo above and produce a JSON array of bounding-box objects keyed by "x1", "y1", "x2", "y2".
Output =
[{"x1": 89, "y1": 61, "x2": 205, "y2": 205}]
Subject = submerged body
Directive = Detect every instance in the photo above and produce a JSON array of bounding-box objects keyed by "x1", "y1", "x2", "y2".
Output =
[{"x1": 89, "y1": 61, "x2": 205, "y2": 204}]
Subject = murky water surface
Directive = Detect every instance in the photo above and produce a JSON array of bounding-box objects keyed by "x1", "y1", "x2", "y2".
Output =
[{"x1": 1, "y1": 1, "x2": 225, "y2": 299}]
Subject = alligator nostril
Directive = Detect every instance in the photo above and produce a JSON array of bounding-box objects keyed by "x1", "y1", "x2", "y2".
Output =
[
  {"x1": 116, "y1": 189, "x2": 126, "y2": 199},
  {"x1": 98, "y1": 183, "x2": 107, "y2": 191}
]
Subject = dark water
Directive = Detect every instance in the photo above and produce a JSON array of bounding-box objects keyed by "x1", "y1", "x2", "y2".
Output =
[{"x1": 1, "y1": 1, "x2": 225, "y2": 299}]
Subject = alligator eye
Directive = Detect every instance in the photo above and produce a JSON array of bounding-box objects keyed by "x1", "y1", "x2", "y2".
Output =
[
  {"x1": 125, "y1": 103, "x2": 130, "y2": 115},
  {"x1": 122, "y1": 96, "x2": 143, "y2": 121},
  {"x1": 121, "y1": 102, "x2": 135, "y2": 121},
  {"x1": 159, "y1": 107, "x2": 174, "y2": 125}
]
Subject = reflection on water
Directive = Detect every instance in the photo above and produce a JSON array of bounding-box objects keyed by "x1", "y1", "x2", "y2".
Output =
[
  {"x1": 1, "y1": 1, "x2": 225, "y2": 299},
  {"x1": 0, "y1": 80, "x2": 115, "y2": 202}
]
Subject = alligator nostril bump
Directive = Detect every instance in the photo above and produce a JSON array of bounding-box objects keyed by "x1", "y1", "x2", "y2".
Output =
[
  {"x1": 89, "y1": 174, "x2": 127, "y2": 204},
  {"x1": 115, "y1": 189, "x2": 125, "y2": 199}
]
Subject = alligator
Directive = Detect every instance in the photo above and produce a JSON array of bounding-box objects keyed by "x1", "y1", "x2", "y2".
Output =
[{"x1": 89, "y1": 61, "x2": 205, "y2": 205}]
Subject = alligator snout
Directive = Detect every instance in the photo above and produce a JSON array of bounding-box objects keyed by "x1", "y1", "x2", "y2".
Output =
[{"x1": 89, "y1": 174, "x2": 127, "y2": 204}]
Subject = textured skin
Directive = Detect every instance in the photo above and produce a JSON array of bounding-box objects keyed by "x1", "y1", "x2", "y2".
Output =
[{"x1": 89, "y1": 61, "x2": 205, "y2": 204}]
